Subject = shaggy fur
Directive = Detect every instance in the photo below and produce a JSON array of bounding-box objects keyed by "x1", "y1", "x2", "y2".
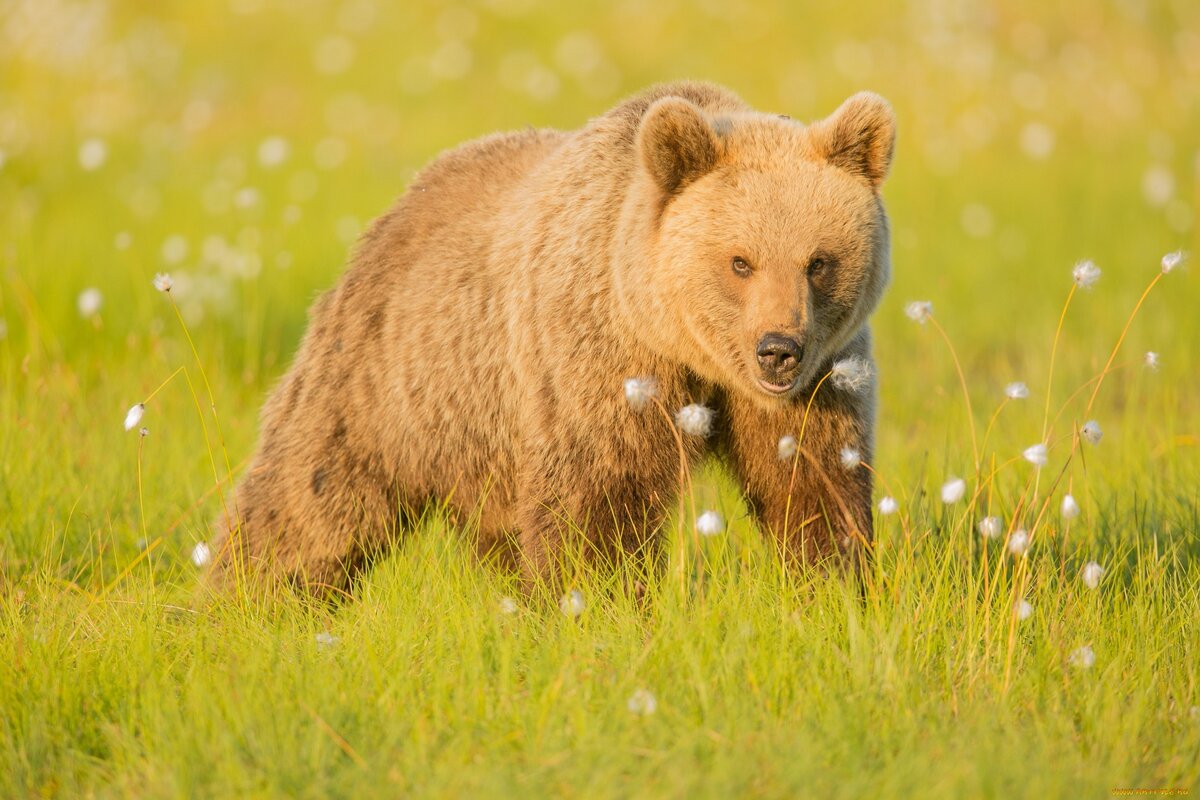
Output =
[{"x1": 208, "y1": 81, "x2": 896, "y2": 594}]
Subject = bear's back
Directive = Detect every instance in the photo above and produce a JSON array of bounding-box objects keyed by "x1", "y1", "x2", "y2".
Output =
[{"x1": 280, "y1": 83, "x2": 754, "y2": 535}]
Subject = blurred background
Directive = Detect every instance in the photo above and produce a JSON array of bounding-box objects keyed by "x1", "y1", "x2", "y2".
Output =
[{"x1": 0, "y1": 0, "x2": 1197, "y2": 569}]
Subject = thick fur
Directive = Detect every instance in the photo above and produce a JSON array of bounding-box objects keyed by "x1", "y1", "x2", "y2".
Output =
[{"x1": 208, "y1": 81, "x2": 896, "y2": 594}]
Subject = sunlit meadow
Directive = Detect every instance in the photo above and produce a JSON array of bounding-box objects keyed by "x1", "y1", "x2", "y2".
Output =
[{"x1": 2, "y1": 1, "x2": 1199, "y2": 797}]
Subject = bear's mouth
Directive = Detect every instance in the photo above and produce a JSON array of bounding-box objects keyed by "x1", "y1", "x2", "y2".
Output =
[{"x1": 757, "y1": 377, "x2": 796, "y2": 396}]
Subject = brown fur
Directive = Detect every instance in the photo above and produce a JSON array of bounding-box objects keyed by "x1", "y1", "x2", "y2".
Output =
[{"x1": 208, "y1": 81, "x2": 896, "y2": 594}]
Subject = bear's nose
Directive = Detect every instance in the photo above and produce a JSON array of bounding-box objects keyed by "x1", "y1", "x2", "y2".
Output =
[{"x1": 756, "y1": 333, "x2": 804, "y2": 375}]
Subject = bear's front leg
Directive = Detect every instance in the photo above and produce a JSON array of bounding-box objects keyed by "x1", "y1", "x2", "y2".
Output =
[
  {"x1": 513, "y1": 467, "x2": 675, "y2": 594},
  {"x1": 511, "y1": 419, "x2": 684, "y2": 594},
  {"x1": 723, "y1": 372, "x2": 875, "y2": 570}
]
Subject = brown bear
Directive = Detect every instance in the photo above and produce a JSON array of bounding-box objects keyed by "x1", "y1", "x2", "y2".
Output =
[{"x1": 208, "y1": 81, "x2": 895, "y2": 595}]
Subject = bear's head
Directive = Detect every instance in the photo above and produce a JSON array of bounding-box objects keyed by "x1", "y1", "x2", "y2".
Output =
[{"x1": 616, "y1": 91, "x2": 895, "y2": 407}]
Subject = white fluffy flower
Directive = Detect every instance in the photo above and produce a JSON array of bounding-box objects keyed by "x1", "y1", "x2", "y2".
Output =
[
  {"x1": 878, "y1": 496, "x2": 899, "y2": 515},
  {"x1": 153, "y1": 272, "x2": 174, "y2": 292},
  {"x1": 257, "y1": 135, "x2": 291, "y2": 168},
  {"x1": 77, "y1": 287, "x2": 103, "y2": 318},
  {"x1": 1072, "y1": 259, "x2": 1101, "y2": 289},
  {"x1": 1004, "y1": 382, "x2": 1030, "y2": 400},
  {"x1": 498, "y1": 596, "x2": 518, "y2": 615},
  {"x1": 1081, "y1": 561, "x2": 1104, "y2": 589},
  {"x1": 839, "y1": 446, "x2": 861, "y2": 470},
  {"x1": 627, "y1": 688, "x2": 657, "y2": 716},
  {"x1": 560, "y1": 589, "x2": 586, "y2": 618},
  {"x1": 978, "y1": 516, "x2": 1003, "y2": 539},
  {"x1": 1061, "y1": 494, "x2": 1080, "y2": 520},
  {"x1": 830, "y1": 356, "x2": 873, "y2": 393},
  {"x1": 1144, "y1": 351, "x2": 1160, "y2": 371},
  {"x1": 777, "y1": 434, "x2": 798, "y2": 461},
  {"x1": 623, "y1": 377, "x2": 657, "y2": 411},
  {"x1": 1016, "y1": 599, "x2": 1034, "y2": 621},
  {"x1": 1069, "y1": 645, "x2": 1096, "y2": 669},
  {"x1": 124, "y1": 403, "x2": 145, "y2": 431},
  {"x1": 1160, "y1": 250, "x2": 1185, "y2": 274},
  {"x1": 78, "y1": 137, "x2": 108, "y2": 171},
  {"x1": 905, "y1": 300, "x2": 933, "y2": 324},
  {"x1": 315, "y1": 631, "x2": 339, "y2": 647},
  {"x1": 695, "y1": 510, "x2": 725, "y2": 537},
  {"x1": 191, "y1": 541, "x2": 212, "y2": 567},
  {"x1": 675, "y1": 404, "x2": 714, "y2": 437},
  {"x1": 1023, "y1": 443, "x2": 1048, "y2": 467},
  {"x1": 1008, "y1": 529, "x2": 1030, "y2": 556},
  {"x1": 941, "y1": 477, "x2": 966, "y2": 504},
  {"x1": 1080, "y1": 420, "x2": 1103, "y2": 446}
]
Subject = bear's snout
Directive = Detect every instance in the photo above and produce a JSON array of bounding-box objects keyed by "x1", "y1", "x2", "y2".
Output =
[{"x1": 755, "y1": 333, "x2": 804, "y2": 389}]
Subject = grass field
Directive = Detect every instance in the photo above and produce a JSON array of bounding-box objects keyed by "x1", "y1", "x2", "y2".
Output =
[{"x1": 2, "y1": 1, "x2": 1199, "y2": 797}]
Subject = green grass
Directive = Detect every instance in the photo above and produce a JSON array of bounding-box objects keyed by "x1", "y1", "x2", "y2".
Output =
[{"x1": 2, "y1": 1, "x2": 1199, "y2": 797}]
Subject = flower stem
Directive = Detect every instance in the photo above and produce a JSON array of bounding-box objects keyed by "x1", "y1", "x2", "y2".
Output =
[
  {"x1": 1084, "y1": 273, "x2": 1162, "y2": 415},
  {"x1": 927, "y1": 316, "x2": 980, "y2": 475}
]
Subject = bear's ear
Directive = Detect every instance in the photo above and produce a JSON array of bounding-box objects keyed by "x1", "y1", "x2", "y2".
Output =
[
  {"x1": 637, "y1": 97, "x2": 721, "y2": 195},
  {"x1": 808, "y1": 92, "x2": 896, "y2": 189}
]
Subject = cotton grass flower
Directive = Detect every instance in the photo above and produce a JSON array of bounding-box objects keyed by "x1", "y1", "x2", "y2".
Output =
[
  {"x1": 878, "y1": 496, "x2": 899, "y2": 516},
  {"x1": 839, "y1": 447, "x2": 861, "y2": 470},
  {"x1": 905, "y1": 300, "x2": 933, "y2": 324},
  {"x1": 1004, "y1": 382, "x2": 1030, "y2": 400},
  {"x1": 627, "y1": 688, "x2": 657, "y2": 716},
  {"x1": 139, "y1": 427, "x2": 149, "y2": 438},
  {"x1": 1144, "y1": 351, "x2": 1160, "y2": 370},
  {"x1": 675, "y1": 404, "x2": 714, "y2": 437},
  {"x1": 1080, "y1": 420, "x2": 1103, "y2": 446},
  {"x1": 941, "y1": 477, "x2": 966, "y2": 504},
  {"x1": 257, "y1": 135, "x2": 291, "y2": 168},
  {"x1": 1069, "y1": 645, "x2": 1096, "y2": 669},
  {"x1": 777, "y1": 434, "x2": 798, "y2": 461},
  {"x1": 1061, "y1": 494, "x2": 1080, "y2": 520},
  {"x1": 623, "y1": 377, "x2": 657, "y2": 411},
  {"x1": 1160, "y1": 250, "x2": 1185, "y2": 274},
  {"x1": 1081, "y1": 561, "x2": 1104, "y2": 589},
  {"x1": 1072, "y1": 259, "x2": 1101, "y2": 289},
  {"x1": 560, "y1": 589, "x2": 585, "y2": 618},
  {"x1": 153, "y1": 272, "x2": 174, "y2": 292},
  {"x1": 191, "y1": 541, "x2": 212, "y2": 567},
  {"x1": 978, "y1": 516, "x2": 1003, "y2": 539},
  {"x1": 315, "y1": 631, "x2": 339, "y2": 648},
  {"x1": 498, "y1": 596, "x2": 519, "y2": 615},
  {"x1": 77, "y1": 287, "x2": 102, "y2": 318},
  {"x1": 78, "y1": 137, "x2": 107, "y2": 171},
  {"x1": 1022, "y1": 443, "x2": 1048, "y2": 467},
  {"x1": 1008, "y1": 529, "x2": 1030, "y2": 556},
  {"x1": 123, "y1": 403, "x2": 145, "y2": 431},
  {"x1": 1016, "y1": 599, "x2": 1034, "y2": 621},
  {"x1": 830, "y1": 355, "x2": 872, "y2": 393},
  {"x1": 695, "y1": 510, "x2": 725, "y2": 537}
]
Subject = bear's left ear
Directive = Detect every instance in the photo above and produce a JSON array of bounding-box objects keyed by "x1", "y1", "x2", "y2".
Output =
[
  {"x1": 809, "y1": 92, "x2": 896, "y2": 189},
  {"x1": 637, "y1": 96, "x2": 721, "y2": 195}
]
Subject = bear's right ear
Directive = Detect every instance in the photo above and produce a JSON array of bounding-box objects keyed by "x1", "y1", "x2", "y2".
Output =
[{"x1": 637, "y1": 97, "x2": 720, "y2": 195}]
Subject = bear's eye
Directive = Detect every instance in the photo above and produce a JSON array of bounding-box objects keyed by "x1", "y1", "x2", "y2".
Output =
[
  {"x1": 731, "y1": 256, "x2": 753, "y2": 277},
  {"x1": 806, "y1": 257, "x2": 827, "y2": 277}
]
